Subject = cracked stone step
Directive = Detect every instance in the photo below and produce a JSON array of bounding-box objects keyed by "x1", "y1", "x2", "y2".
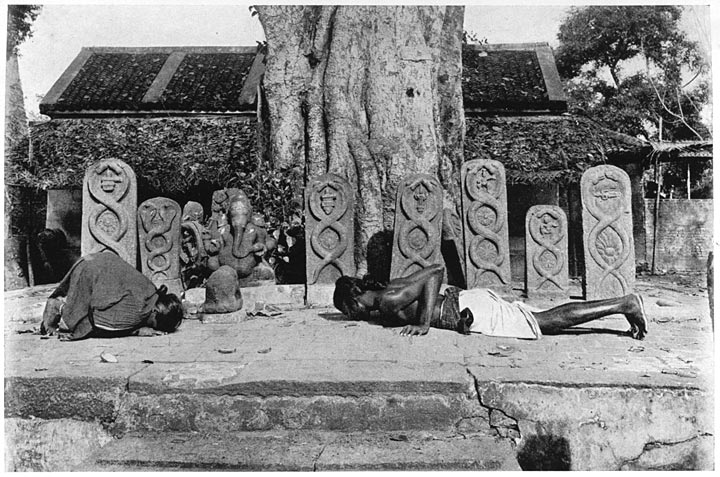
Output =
[{"x1": 84, "y1": 430, "x2": 521, "y2": 471}]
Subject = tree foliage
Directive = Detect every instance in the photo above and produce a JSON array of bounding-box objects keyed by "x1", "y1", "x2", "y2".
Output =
[
  {"x1": 6, "y1": 5, "x2": 41, "y2": 58},
  {"x1": 556, "y1": 6, "x2": 696, "y2": 86},
  {"x1": 565, "y1": 70, "x2": 710, "y2": 141},
  {"x1": 557, "y1": 5, "x2": 710, "y2": 142}
]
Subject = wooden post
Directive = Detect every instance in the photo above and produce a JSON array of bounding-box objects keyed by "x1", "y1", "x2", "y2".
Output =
[{"x1": 651, "y1": 157, "x2": 662, "y2": 275}]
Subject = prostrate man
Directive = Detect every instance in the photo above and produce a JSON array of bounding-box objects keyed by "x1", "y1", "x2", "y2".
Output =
[{"x1": 333, "y1": 264, "x2": 647, "y2": 339}]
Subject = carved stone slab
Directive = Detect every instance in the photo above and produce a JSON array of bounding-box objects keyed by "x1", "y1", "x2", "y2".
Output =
[
  {"x1": 581, "y1": 164, "x2": 635, "y2": 300},
  {"x1": 461, "y1": 159, "x2": 511, "y2": 290},
  {"x1": 182, "y1": 201, "x2": 204, "y2": 222},
  {"x1": 390, "y1": 174, "x2": 443, "y2": 279},
  {"x1": 138, "y1": 197, "x2": 183, "y2": 296},
  {"x1": 305, "y1": 173, "x2": 355, "y2": 285},
  {"x1": 81, "y1": 159, "x2": 137, "y2": 265},
  {"x1": 525, "y1": 205, "x2": 568, "y2": 298}
]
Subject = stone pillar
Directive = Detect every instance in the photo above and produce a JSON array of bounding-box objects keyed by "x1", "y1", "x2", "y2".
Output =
[
  {"x1": 581, "y1": 164, "x2": 635, "y2": 300},
  {"x1": 305, "y1": 173, "x2": 355, "y2": 304},
  {"x1": 461, "y1": 159, "x2": 511, "y2": 291},
  {"x1": 390, "y1": 174, "x2": 443, "y2": 279},
  {"x1": 138, "y1": 197, "x2": 183, "y2": 296},
  {"x1": 525, "y1": 205, "x2": 568, "y2": 298},
  {"x1": 81, "y1": 159, "x2": 137, "y2": 265}
]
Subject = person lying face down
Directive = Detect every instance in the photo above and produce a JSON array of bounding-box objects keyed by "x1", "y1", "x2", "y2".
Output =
[
  {"x1": 40, "y1": 251, "x2": 184, "y2": 340},
  {"x1": 333, "y1": 264, "x2": 647, "y2": 340}
]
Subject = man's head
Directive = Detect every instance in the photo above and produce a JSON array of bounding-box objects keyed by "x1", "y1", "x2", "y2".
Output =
[
  {"x1": 333, "y1": 276, "x2": 368, "y2": 320},
  {"x1": 333, "y1": 275, "x2": 388, "y2": 321},
  {"x1": 150, "y1": 286, "x2": 184, "y2": 332}
]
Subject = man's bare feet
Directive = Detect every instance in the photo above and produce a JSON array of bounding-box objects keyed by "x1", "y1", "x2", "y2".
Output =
[
  {"x1": 40, "y1": 298, "x2": 63, "y2": 335},
  {"x1": 626, "y1": 294, "x2": 648, "y2": 340}
]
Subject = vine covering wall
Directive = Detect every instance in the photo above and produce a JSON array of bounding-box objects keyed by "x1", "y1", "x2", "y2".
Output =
[
  {"x1": 464, "y1": 115, "x2": 647, "y2": 185},
  {"x1": 18, "y1": 116, "x2": 302, "y2": 229},
  {"x1": 21, "y1": 117, "x2": 255, "y2": 191}
]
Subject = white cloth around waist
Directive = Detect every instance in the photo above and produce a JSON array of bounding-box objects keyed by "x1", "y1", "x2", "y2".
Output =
[{"x1": 459, "y1": 288, "x2": 542, "y2": 340}]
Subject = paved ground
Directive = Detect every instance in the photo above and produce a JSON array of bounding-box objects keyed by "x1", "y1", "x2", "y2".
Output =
[
  {"x1": 5, "y1": 275, "x2": 712, "y2": 388},
  {"x1": 4, "y1": 274, "x2": 714, "y2": 470}
]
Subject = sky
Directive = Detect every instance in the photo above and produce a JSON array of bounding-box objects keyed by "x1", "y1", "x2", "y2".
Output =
[{"x1": 14, "y1": 3, "x2": 714, "y2": 120}]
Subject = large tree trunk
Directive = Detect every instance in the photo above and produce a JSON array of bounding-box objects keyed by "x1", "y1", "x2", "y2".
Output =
[
  {"x1": 5, "y1": 53, "x2": 31, "y2": 290},
  {"x1": 257, "y1": 5, "x2": 465, "y2": 275}
]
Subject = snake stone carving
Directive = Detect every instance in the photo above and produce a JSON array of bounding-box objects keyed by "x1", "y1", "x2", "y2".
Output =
[{"x1": 306, "y1": 173, "x2": 355, "y2": 284}]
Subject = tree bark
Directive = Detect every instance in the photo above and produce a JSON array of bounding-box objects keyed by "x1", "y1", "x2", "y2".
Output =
[
  {"x1": 5, "y1": 54, "x2": 30, "y2": 289},
  {"x1": 257, "y1": 6, "x2": 465, "y2": 275}
]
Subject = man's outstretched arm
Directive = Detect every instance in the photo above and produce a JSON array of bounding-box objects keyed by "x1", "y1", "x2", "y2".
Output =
[{"x1": 398, "y1": 265, "x2": 444, "y2": 336}]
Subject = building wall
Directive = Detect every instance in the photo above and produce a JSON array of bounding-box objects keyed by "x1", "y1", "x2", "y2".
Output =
[
  {"x1": 45, "y1": 189, "x2": 82, "y2": 249},
  {"x1": 644, "y1": 199, "x2": 713, "y2": 273}
]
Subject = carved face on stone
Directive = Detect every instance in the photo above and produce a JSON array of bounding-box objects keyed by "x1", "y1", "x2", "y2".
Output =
[
  {"x1": 592, "y1": 175, "x2": 622, "y2": 213},
  {"x1": 320, "y1": 185, "x2": 338, "y2": 216},
  {"x1": 97, "y1": 164, "x2": 123, "y2": 193},
  {"x1": 413, "y1": 184, "x2": 430, "y2": 214},
  {"x1": 538, "y1": 213, "x2": 559, "y2": 238},
  {"x1": 475, "y1": 167, "x2": 496, "y2": 195}
]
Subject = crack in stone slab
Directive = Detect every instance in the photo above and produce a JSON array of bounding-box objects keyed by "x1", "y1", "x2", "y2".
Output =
[
  {"x1": 618, "y1": 433, "x2": 714, "y2": 470},
  {"x1": 465, "y1": 369, "x2": 521, "y2": 443}
]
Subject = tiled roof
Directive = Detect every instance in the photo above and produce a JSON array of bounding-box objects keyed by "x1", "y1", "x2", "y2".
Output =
[
  {"x1": 649, "y1": 140, "x2": 713, "y2": 160},
  {"x1": 42, "y1": 42, "x2": 565, "y2": 117},
  {"x1": 40, "y1": 47, "x2": 263, "y2": 117},
  {"x1": 57, "y1": 52, "x2": 169, "y2": 112},
  {"x1": 160, "y1": 53, "x2": 255, "y2": 111},
  {"x1": 462, "y1": 43, "x2": 566, "y2": 112}
]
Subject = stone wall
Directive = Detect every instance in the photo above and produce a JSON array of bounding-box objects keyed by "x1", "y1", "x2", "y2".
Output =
[{"x1": 644, "y1": 199, "x2": 713, "y2": 273}]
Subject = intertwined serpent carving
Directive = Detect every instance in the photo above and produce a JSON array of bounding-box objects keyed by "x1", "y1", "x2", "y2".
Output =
[
  {"x1": 583, "y1": 169, "x2": 632, "y2": 295},
  {"x1": 528, "y1": 209, "x2": 565, "y2": 292},
  {"x1": 308, "y1": 179, "x2": 349, "y2": 284},
  {"x1": 87, "y1": 161, "x2": 131, "y2": 257},
  {"x1": 464, "y1": 163, "x2": 508, "y2": 285},
  {"x1": 139, "y1": 200, "x2": 178, "y2": 279},
  {"x1": 396, "y1": 176, "x2": 441, "y2": 277}
]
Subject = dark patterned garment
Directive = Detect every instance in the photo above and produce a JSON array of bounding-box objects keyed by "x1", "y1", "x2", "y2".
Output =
[
  {"x1": 49, "y1": 251, "x2": 159, "y2": 340},
  {"x1": 430, "y1": 286, "x2": 474, "y2": 334}
]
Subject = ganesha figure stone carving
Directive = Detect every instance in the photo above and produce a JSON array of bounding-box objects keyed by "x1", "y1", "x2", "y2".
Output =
[
  {"x1": 461, "y1": 159, "x2": 511, "y2": 290},
  {"x1": 525, "y1": 205, "x2": 568, "y2": 298},
  {"x1": 305, "y1": 173, "x2": 355, "y2": 285},
  {"x1": 81, "y1": 158, "x2": 137, "y2": 265},
  {"x1": 390, "y1": 174, "x2": 443, "y2": 279},
  {"x1": 581, "y1": 165, "x2": 635, "y2": 300},
  {"x1": 206, "y1": 190, "x2": 277, "y2": 285},
  {"x1": 138, "y1": 197, "x2": 183, "y2": 296}
]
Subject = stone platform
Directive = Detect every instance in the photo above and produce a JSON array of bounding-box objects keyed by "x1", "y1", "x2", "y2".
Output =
[{"x1": 4, "y1": 275, "x2": 714, "y2": 471}]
